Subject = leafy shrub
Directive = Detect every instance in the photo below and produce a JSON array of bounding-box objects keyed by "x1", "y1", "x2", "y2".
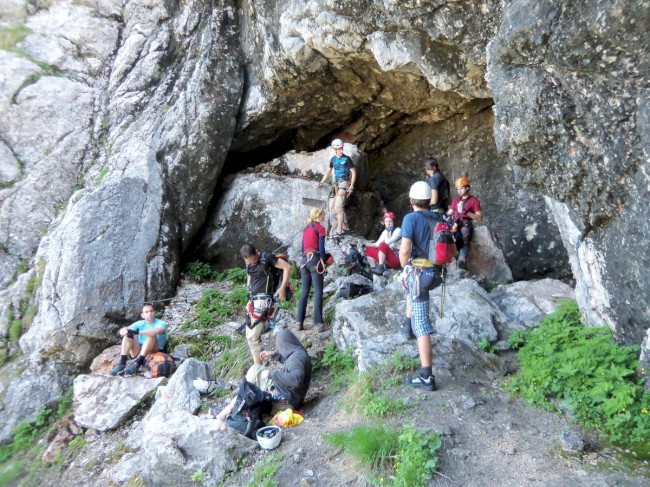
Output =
[
  {"x1": 194, "y1": 287, "x2": 246, "y2": 328},
  {"x1": 476, "y1": 337, "x2": 495, "y2": 354},
  {"x1": 508, "y1": 300, "x2": 650, "y2": 454},
  {"x1": 216, "y1": 267, "x2": 247, "y2": 285},
  {"x1": 507, "y1": 330, "x2": 526, "y2": 350},
  {"x1": 213, "y1": 337, "x2": 250, "y2": 380},
  {"x1": 186, "y1": 261, "x2": 217, "y2": 282},
  {"x1": 325, "y1": 424, "x2": 441, "y2": 486},
  {"x1": 318, "y1": 343, "x2": 356, "y2": 392}
]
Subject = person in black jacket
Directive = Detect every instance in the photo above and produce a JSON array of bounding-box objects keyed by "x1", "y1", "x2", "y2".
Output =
[{"x1": 260, "y1": 329, "x2": 312, "y2": 409}]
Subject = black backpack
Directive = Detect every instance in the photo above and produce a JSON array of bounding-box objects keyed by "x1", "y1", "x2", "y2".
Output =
[
  {"x1": 343, "y1": 245, "x2": 368, "y2": 277},
  {"x1": 259, "y1": 252, "x2": 294, "y2": 301},
  {"x1": 225, "y1": 379, "x2": 273, "y2": 439}
]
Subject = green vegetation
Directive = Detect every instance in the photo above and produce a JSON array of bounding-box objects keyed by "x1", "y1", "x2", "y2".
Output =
[
  {"x1": 477, "y1": 337, "x2": 495, "y2": 354},
  {"x1": 325, "y1": 424, "x2": 441, "y2": 486},
  {"x1": 191, "y1": 467, "x2": 206, "y2": 484},
  {"x1": 248, "y1": 453, "x2": 283, "y2": 487},
  {"x1": 186, "y1": 261, "x2": 218, "y2": 282},
  {"x1": 213, "y1": 336, "x2": 250, "y2": 380},
  {"x1": 109, "y1": 439, "x2": 137, "y2": 464},
  {"x1": 67, "y1": 436, "x2": 85, "y2": 451},
  {"x1": 507, "y1": 330, "x2": 526, "y2": 350},
  {"x1": 317, "y1": 343, "x2": 356, "y2": 392},
  {"x1": 188, "y1": 287, "x2": 248, "y2": 329},
  {"x1": 98, "y1": 166, "x2": 109, "y2": 185},
  {"x1": 508, "y1": 300, "x2": 650, "y2": 457},
  {"x1": 0, "y1": 24, "x2": 31, "y2": 50},
  {"x1": 215, "y1": 267, "x2": 247, "y2": 285}
]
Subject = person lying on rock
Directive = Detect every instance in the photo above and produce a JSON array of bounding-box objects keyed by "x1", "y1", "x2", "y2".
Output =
[
  {"x1": 110, "y1": 303, "x2": 168, "y2": 376},
  {"x1": 318, "y1": 138, "x2": 356, "y2": 237},
  {"x1": 365, "y1": 211, "x2": 402, "y2": 276},
  {"x1": 447, "y1": 177, "x2": 482, "y2": 269},
  {"x1": 241, "y1": 243, "x2": 291, "y2": 365},
  {"x1": 399, "y1": 181, "x2": 444, "y2": 391},
  {"x1": 216, "y1": 329, "x2": 312, "y2": 420}
]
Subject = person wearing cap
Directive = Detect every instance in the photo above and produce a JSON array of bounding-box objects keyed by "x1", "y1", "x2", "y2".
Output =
[
  {"x1": 424, "y1": 156, "x2": 451, "y2": 214},
  {"x1": 296, "y1": 207, "x2": 330, "y2": 332},
  {"x1": 447, "y1": 177, "x2": 482, "y2": 268},
  {"x1": 365, "y1": 211, "x2": 402, "y2": 276},
  {"x1": 215, "y1": 329, "x2": 312, "y2": 420},
  {"x1": 318, "y1": 139, "x2": 356, "y2": 236},
  {"x1": 398, "y1": 181, "x2": 445, "y2": 391}
]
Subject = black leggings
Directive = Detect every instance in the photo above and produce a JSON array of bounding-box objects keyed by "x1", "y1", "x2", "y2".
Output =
[{"x1": 296, "y1": 256, "x2": 324, "y2": 325}]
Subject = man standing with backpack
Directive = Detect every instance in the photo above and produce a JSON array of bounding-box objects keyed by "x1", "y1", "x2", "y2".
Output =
[
  {"x1": 399, "y1": 181, "x2": 445, "y2": 391},
  {"x1": 240, "y1": 244, "x2": 292, "y2": 364},
  {"x1": 424, "y1": 156, "x2": 450, "y2": 214},
  {"x1": 318, "y1": 139, "x2": 357, "y2": 237}
]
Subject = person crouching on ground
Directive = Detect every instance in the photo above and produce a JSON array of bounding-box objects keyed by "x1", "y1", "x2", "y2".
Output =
[
  {"x1": 241, "y1": 243, "x2": 291, "y2": 365},
  {"x1": 296, "y1": 207, "x2": 329, "y2": 333},
  {"x1": 217, "y1": 329, "x2": 311, "y2": 420},
  {"x1": 110, "y1": 303, "x2": 168, "y2": 376},
  {"x1": 447, "y1": 177, "x2": 482, "y2": 268},
  {"x1": 318, "y1": 138, "x2": 356, "y2": 237},
  {"x1": 399, "y1": 181, "x2": 444, "y2": 391},
  {"x1": 365, "y1": 211, "x2": 402, "y2": 276}
]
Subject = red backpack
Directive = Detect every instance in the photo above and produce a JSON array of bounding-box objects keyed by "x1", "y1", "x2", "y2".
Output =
[{"x1": 424, "y1": 215, "x2": 455, "y2": 266}]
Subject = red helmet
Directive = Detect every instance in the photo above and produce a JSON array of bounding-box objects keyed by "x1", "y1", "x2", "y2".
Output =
[{"x1": 383, "y1": 211, "x2": 396, "y2": 221}]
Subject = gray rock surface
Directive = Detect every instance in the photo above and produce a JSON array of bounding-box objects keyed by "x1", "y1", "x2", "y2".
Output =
[
  {"x1": 463, "y1": 226, "x2": 513, "y2": 285},
  {"x1": 487, "y1": 0, "x2": 650, "y2": 343},
  {"x1": 139, "y1": 411, "x2": 256, "y2": 487},
  {"x1": 491, "y1": 278, "x2": 575, "y2": 332},
  {"x1": 73, "y1": 374, "x2": 166, "y2": 432}
]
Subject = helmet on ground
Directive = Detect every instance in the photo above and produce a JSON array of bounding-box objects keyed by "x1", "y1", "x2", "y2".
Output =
[
  {"x1": 257, "y1": 426, "x2": 282, "y2": 450},
  {"x1": 455, "y1": 177, "x2": 470, "y2": 188},
  {"x1": 331, "y1": 139, "x2": 344, "y2": 149},
  {"x1": 408, "y1": 181, "x2": 432, "y2": 200},
  {"x1": 383, "y1": 211, "x2": 396, "y2": 221}
]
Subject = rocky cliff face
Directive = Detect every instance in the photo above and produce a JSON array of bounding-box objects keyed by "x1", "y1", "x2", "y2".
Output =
[{"x1": 0, "y1": 0, "x2": 647, "y2": 440}]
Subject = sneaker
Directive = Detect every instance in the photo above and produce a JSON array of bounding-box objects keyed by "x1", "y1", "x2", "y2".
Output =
[
  {"x1": 405, "y1": 373, "x2": 436, "y2": 391},
  {"x1": 123, "y1": 362, "x2": 140, "y2": 376},
  {"x1": 110, "y1": 363, "x2": 126, "y2": 376},
  {"x1": 371, "y1": 264, "x2": 386, "y2": 276}
]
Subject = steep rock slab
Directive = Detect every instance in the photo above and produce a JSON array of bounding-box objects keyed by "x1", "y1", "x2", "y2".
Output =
[
  {"x1": 73, "y1": 374, "x2": 166, "y2": 432},
  {"x1": 487, "y1": 0, "x2": 650, "y2": 343},
  {"x1": 21, "y1": 0, "x2": 243, "y2": 365},
  {"x1": 198, "y1": 169, "x2": 383, "y2": 268}
]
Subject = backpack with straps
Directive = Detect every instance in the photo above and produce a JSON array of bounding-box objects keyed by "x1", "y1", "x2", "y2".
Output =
[
  {"x1": 225, "y1": 379, "x2": 273, "y2": 439},
  {"x1": 145, "y1": 352, "x2": 176, "y2": 378},
  {"x1": 259, "y1": 252, "x2": 294, "y2": 301},
  {"x1": 417, "y1": 213, "x2": 454, "y2": 266}
]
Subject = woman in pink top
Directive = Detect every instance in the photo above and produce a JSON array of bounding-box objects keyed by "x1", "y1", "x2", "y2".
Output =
[{"x1": 365, "y1": 212, "x2": 402, "y2": 276}]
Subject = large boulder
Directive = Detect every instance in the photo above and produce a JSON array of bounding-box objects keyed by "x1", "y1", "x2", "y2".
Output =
[
  {"x1": 73, "y1": 374, "x2": 166, "y2": 432},
  {"x1": 487, "y1": 0, "x2": 650, "y2": 343},
  {"x1": 197, "y1": 168, "x2": 383, "y2": 268}
]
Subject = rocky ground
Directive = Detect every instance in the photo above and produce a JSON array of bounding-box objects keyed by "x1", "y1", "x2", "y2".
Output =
[{"x1": 9, "y1": 277, "x2": 650, "y2": 487}]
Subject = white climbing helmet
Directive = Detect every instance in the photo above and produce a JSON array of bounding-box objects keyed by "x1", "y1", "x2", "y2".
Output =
[
  {"x1": 408, "y1": 181, "x2": 432, "y2": 200},
  {"x1": 256, "y1": 426, "x2": 282, "y2": 450},
  {"x1": 331, "y1": 138, "x2": 344, "y2": 149}
]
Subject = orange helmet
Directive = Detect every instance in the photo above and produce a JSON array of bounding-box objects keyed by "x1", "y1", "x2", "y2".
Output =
[{"x1": 455, "y1": 177, "x2": 470, "y2": 188}]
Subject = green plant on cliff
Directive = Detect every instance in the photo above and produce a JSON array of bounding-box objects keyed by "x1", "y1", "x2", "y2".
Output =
[
  {"x1": 0, "y1": 24, "x2": 31, "y2": 50},
  {"x1": 508, "y1": 300, "x2": 650, "y2": 456}
]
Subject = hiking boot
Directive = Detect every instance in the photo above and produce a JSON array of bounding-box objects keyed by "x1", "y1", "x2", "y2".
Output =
[
  {"x1": 296, "y1": 322, "x2": 305, "y2": 331},
  {"x1": 457, "y1": 257, "x2": 467, "y2": 270},
  {"x1": 371, "y1": 264, "x2": 386, "y2": 276},
  {"x1": 405, "y1": 373, "x2": 436, "y2": 391},
  {"x1": 317, "y1": 323, "x2": 331, "y2": 333},
  {"x1": 123, "y1": 363, "x2": 140, "y2": 376},
  {"x1": 110, "y1": 363, "x2": 126, "y2": 376}
]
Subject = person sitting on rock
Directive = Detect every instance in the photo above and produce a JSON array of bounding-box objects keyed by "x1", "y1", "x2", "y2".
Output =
[
  {"x1": 318, "y1": 138, "x2": 356, "y2": 237},
  {"x1": 216, "y1": 328, "x2": 312, "y2": 419},
  {"x1": 241, "y1": 243, "x2": 291, "y2": 365},
  {"x1": 447, "y1": 177, "x2": 482, "y2": 268},
  {"x1": 424, "y1": 156, "x2": 450, "y2": 214},
  {"x1": 110, "y1": 303, "x2": 168, "y2": 376},
  {"x1": 365, "y1": 211, "x2": 402, "y2": 276},
  {"x1": 399, "y1": 181, "x2": 445, "y2": 391}
]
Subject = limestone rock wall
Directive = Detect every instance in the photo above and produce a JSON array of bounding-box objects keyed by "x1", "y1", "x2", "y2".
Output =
[{"x1": 487, "y1": 0, "x2": 650, "y2": 342}]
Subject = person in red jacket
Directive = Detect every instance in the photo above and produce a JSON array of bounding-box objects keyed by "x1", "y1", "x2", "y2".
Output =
[{"x1": 447, "y1": 177, "x2": 482, "y2": 268}]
